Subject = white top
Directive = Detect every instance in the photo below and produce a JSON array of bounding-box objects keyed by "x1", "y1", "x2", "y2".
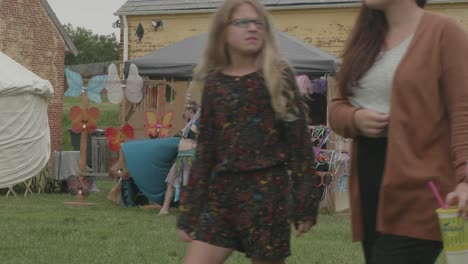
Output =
[{"x1": 348, "y1": 35, "x2": 413, "y2": 114}]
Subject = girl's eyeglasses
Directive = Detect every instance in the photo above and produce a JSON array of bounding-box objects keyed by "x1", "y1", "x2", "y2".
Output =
[{"x1": 229, "y1": 19, "x2": 264, "y2": 29}]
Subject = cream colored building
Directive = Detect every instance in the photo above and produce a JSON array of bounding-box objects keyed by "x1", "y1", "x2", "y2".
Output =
[{"x1": 115, "y1": 0, "x2": 468, "y2": 64}]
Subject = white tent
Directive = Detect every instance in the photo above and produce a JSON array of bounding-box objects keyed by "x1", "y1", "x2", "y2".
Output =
[{"x1": 0, "y1": 51, "x2": 54, "y2": 191}]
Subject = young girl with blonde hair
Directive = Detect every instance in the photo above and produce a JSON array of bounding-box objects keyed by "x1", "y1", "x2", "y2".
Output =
[{"x1": 177, "y1": 1, "x2": 321, "y2": 263}]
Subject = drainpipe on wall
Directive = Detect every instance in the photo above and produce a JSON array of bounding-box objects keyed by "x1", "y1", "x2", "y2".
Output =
[
  {"x1": 123, "y1": 15, "x2": 129, "y2": 63},
  {"x1": 120, "y1": 15, "x2": 130, "y2": 125}
]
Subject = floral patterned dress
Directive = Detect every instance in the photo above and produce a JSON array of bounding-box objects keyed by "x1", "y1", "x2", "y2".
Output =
[{"x1": 177, "y1": 70, "x2": 320, "y2": 259}]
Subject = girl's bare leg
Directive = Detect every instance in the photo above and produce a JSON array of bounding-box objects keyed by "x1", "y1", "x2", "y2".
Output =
[
  {"x1": 184, "y1": 240, "x2": 234, "y2": 264},
  {"x1": 158, "y1": 184, "x2": 174, "y2": 216}
]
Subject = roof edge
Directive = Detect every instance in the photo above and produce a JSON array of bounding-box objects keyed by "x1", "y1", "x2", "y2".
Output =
[
  {"x1": 41, "y1": 0, "x2": 78, "y2": 56},
  {"x1": 114, "y1": 2, "x2": 360, "y2": 16},
  {"x1": 114, "y1": 0, "x2": 468, "y2": 16}
]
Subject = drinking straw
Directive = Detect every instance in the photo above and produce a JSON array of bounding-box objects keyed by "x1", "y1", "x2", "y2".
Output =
[{"x1": 427, "y1": 181, "x2": 447, "y2": 209}]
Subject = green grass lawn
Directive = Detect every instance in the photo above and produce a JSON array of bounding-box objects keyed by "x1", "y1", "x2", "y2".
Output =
[
  {"x1": 0, "y1": 181, "x2": 447, "y2": 264},
  {"x1": 0, "y1": 97, "x2": 443, "y2": 263},
  {"x1": 0, "y1": 181, "x2": 360, "y2": 264}
]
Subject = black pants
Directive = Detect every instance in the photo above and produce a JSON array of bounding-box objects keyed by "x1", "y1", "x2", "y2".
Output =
[{"x1": 357, "y1": 137, "x2": 442, "y2": 264}]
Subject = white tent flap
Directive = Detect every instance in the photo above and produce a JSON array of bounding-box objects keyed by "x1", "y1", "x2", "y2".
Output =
[
  {"x1": 0, "y1": 52, "x2": 53, "y2": 188},
  {"x1": 0, "y1": 51, "x2": 54, "y2": 97}
]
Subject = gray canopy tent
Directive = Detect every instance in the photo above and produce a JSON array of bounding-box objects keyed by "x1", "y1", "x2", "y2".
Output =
[{"x1": 124, "y1": 31, "x2": 338, "y2": 78}]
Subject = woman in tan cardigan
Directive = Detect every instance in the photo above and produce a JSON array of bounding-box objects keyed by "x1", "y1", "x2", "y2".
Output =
[{"x1": 329, "y1": 0, "x2": 468, "y2": 263}]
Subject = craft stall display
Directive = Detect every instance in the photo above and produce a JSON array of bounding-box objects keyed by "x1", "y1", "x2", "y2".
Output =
[
  {"x1": 309, "y1": 125, "x2": 351, "y2": 213},
  {"x1": 104, "y1": 64, "x2": 180, "y2": 207},
  {"x1": 105, "y1": 63, "x2": 179, "y2": 142},
  {"x1": 63, "y1": 68, "x2": 107, "y2": 203},
  {"x1": 296, "y1": 75, "x2": 329, "y2": 125},
  {"x1": 103, "y1": 63, "x2": 143, "y2": 153}
]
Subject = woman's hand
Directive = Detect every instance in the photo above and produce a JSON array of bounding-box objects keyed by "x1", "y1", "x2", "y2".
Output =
[
  {"x1": 446, "y1": 162, "x2": 468, "y2": 220},
  {"x1": 353, "y1": 109, "x2": 389, "y2": 138},
  {"x1": 446, "y1": 182, "x2": 468, "y2": 220}
]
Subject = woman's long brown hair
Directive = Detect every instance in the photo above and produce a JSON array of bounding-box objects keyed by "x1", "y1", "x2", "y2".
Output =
[{"x1": 338, "y1": 0, "x2": 427, "y2": 96}]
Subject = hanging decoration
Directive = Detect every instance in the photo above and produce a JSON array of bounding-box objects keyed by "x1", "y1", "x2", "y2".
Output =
[
  {"x1": 166, "y1": 78, "x2": 176, "y2": 103},
  {"x1": 69, "y1": 106, "x2": 100, "y2": 134},
  {"x1": 67, "y1": 175, "x2": 94, "y2": 196},
  {"x1": 311, "y1": 77, "x2": 328, "y2": 95},
  {"x1": 104, "y1": 63, "x2": 144, "y2": 152},
  {"x1": 65, "y1": 68, "x2": 107, "y2": 104},
  {"x1": 105, "y1": 124, "x2": 135, "y2": 152},
  {"x1": 308, "y1": 126, "x2": 351, "y2": 212},
  {"x1": 137, "y1": 81, "x2": 163, "y2": 111},
  {"x1": 144, "y1": 111, "x2": 174, "y2": 138},
  {"x1": 105, "y1": 63, "x2": 144, "y2": 105},
  {"x1": 295, "y1": 74, "x2": 312, "y2": 95},
  {"x1": 125, "y1": 64, "x2": 144, "y2": 104},
  {"x1": 294, "y1": 75, "x2": 328, "y2": 96},
  {"x1": 136, "y1": 23, "x2": 144, "y2": 42}
]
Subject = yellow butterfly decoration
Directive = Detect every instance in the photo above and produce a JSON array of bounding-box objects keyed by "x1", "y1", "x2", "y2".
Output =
[{"x1": 144, "y1": 111, "x2": 174, "y2": 138}]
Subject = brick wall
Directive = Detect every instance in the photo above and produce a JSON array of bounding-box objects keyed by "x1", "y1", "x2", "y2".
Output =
[{"x1": 0, "y1": 0, "x2": 66, "y2": 153}]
